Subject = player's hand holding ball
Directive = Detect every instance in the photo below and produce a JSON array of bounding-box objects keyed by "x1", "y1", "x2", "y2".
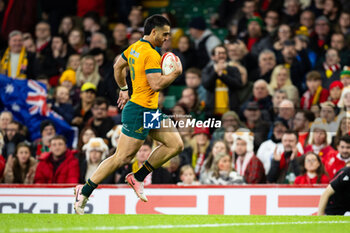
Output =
[{"x1": 161, "y1": 52, "x2": 182, "y2": 77}]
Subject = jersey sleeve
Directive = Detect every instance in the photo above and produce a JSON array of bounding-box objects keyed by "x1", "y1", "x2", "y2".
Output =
[
  {"x1": 330, "y1": 168, "x2": 350, "y2": 192},
  {"x1": 121, "y1": 46, "x2": 131, "y2": 61},
  {"x1": 144, "y1": 50, "x2": 161, "y2": 74}
]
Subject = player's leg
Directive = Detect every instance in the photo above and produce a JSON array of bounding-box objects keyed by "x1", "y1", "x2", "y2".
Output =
[
  {"x1": 74, "y1": 133, "x2": 144, "y2": 215},
  {"x1": 132, "y1": 118, "x2": 184, "y2": 183}
]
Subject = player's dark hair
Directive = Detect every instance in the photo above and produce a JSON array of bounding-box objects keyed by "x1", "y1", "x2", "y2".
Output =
[{"x1": 143, "y1": 14, "x2": 170, "y2": 35}]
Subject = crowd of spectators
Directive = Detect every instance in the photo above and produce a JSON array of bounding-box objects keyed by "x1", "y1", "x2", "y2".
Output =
[{"x1": 0, "y1": 0, "x2": 350, "y2": 185}]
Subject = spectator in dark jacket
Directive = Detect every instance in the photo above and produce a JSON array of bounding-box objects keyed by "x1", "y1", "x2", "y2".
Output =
[
  {"x1": 267, "y1": 130, "x2": 302, "y2": 183},
  {"x1": 72, "y1": 82, "x2": 96, "y2": 130},
  {"x1": 202, "y1": 45, "x2": 242, "y2": 117},
  {"x1": 85, "y1": 97, "x2": 115, "y2": 141},
  {"x1": 34, "y1": 135, "x2": 80, "y2": 184}
]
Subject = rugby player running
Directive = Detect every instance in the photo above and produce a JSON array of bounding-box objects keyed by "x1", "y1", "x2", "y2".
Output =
[{"x1": 74, "y1": 15, "x2": 183, "y2": 215}]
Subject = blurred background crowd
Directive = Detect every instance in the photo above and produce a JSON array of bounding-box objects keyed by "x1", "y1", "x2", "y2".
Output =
[{"x1": 0, "y1": 0, "x2": 350, "y2": 186}]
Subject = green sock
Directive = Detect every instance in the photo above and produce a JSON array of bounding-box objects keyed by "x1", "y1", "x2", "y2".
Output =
[
  {"x1": 81, "y1": 179, "x2": 98, "y2": 197},
  {"x1": 134, "y1": 161, "x2": 155, "y2": 182}
]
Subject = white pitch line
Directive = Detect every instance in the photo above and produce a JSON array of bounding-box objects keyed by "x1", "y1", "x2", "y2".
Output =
[{"x1": 8, "y1": 220, "x2": 350, "y2": 232}]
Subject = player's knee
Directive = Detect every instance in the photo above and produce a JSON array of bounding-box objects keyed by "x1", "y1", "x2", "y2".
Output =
[
  {"x1": 112, "y1": 152, "x2": 134, "y2": 165},
  {"x1": 173, "y1": 138, "x2": 184, "y2": 154}
]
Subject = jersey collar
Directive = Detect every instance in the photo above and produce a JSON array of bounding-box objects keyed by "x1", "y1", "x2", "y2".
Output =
[{"x1": 140, "y1": 38, "x2": 161, "y2": 55}]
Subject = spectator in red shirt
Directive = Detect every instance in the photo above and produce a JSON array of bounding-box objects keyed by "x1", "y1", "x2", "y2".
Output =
[
  {"x1": 231, "y1": 130, "x2": 266, "y2": 183},
  {"x1": 300, "y1": 71, "x2": 329, "y2": 110},
  {"x1": 323, "y1": 135, "x2": 350, "y2": 179},
  {"x1": 34, "y1": 135, "x2": 80, "y2": 184},
  {"x1": 294, "y1": 152, "x2": 330, "y2": 184}
]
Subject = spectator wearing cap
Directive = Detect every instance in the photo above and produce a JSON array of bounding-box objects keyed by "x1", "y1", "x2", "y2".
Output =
[
  {"x1": 231, "y1": 130, "x2": 266, "y2": 183},
  {"x1": 75, "y1": 55, "x2": 101, "y2": 87},
  {"x1": 243, "y1": 101, "x2": 270, "y2": 150},
  {"x1": 318, "y1": 48, "x2": 342, "y2": 88},
  {"x1": 292, "y1": 110, "x2": 315, "y2": 149},
  {"x1": 60, "y1": 54, "x2": 80, "y2": 90},
  {"x1": 72, "y1": 82, "x2": 96, "y2": 129},
  {"x1": 0, "y1": 30, "x2": 37, "y2": 79},
  {"x1": 34, "y1": 135, "x2": 80, "y2": 184},
  {"x1": 33, "y1": 120, "x2": 56, "y2": 159},
  {"x1": 179, "y1": 126, "x2": 211, "y2": 176},
  {"x1": 85, "y1": 97, "x2": 115, "y2": 141},
  {"x1": 277, "y1": 39, "x2": 311, "y2": 94},
  {"x1": 268, "y1": 65, "x2": 299, "y2": 106},
  {"x1": 319, "y1": 101, "x2": 339, "y2": 135},
  {"x1": 328, "y1": 81, "x2": 343, "y2": 105},
  {"x1": 301, "y1": 71, "x2": 329, "y2": 110},
  {"x1": 340, "y1": 68, "x2": 350, "y2": 87},
  {"x1": 239, "y1": 16, "x2": 265, "y2": 57},
  {"x1": 202, "y1": 45, "x2": 243, "y2": 117},
  {"x1": 257, "y1": 118, "x2": 289, "y2": 174},
  {"x1": 310, "y1": 16, "x2": 331, "y2": 56},
  {"x1": 304, "y1": 119, "x2": 336, "y2": 159},
  {"x1": 188, "y1": 16, "x2": 221, "y2": 69},
  {"x1": 79, "y1": 137, "x2": 113, "y2": 183}
]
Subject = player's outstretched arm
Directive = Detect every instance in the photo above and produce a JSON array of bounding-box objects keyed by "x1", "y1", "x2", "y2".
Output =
[
  {"x1": 114, "y1": 55, "x2": 129, "y2": 109},
  {"x1": 317, "y1": 184, "x2": 335, "y2": 215},
  {"x1": 146, "y1": 58, "x2": 182, "y2": 92}
]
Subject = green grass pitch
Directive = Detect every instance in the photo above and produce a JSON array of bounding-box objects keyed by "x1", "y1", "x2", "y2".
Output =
[{"x1": 1, "y1": 214, "x2": 350, "y2": 233}]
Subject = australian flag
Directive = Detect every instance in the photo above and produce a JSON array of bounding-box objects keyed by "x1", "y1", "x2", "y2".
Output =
[{"x1": 0, "y1": 74, "x2": 75, "y2": 147}]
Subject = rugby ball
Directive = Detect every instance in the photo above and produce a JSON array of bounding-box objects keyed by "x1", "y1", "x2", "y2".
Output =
[{"x1": 161, "y1": 52, "x2": 179, "y2": 75}]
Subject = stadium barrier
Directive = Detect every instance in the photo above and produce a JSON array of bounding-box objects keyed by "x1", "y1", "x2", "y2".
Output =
[{"x1": 0, "y1": 184, "x2": 327, "y2": 215}]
